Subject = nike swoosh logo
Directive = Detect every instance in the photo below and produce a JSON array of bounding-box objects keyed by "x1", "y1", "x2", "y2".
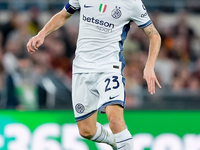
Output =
[
  {"x1": 84, "y1": 4, "x2": 94, "y2": 8},
  {"x1": 118, "y1": 145, "x2": 126, "y2": 149},
  {"x1": 109, "y1": 95, "x2": 119, "y2": 100}
]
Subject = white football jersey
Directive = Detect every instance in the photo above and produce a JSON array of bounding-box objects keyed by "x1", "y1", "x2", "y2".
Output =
[{"x1": 65, "y1": 0, "x2": 152, "y2": 76}]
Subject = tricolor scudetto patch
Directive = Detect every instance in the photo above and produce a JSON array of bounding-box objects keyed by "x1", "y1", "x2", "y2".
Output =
[{"x1": 99, "y1": 4, "x2": 107, "y2": 13}]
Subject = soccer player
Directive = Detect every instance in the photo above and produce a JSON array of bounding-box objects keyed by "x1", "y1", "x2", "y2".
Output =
[{"x1": 27, "y1": 0, "x2": 161, "y2": 149}]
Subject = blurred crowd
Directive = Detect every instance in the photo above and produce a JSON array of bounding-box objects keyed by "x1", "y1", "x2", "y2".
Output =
[
  {"x1": 0, "y1": 7, "x2": 200, "y2": 110},
  {"x1": 123, "y1": 10, "x2": 200, "y2": 108},
  {"x1": 0, "y1": 8, "x2": 77, "y2": 110}
]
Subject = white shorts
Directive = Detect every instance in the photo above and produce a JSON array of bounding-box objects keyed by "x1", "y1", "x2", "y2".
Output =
[{"x1": 72, "y1": 72, "x2": 126, "y2": 122}]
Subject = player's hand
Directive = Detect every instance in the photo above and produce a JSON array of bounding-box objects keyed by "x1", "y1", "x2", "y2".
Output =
[
  {"x1": 27, "y1": 34, "x2": 44, "y2": 54},
  {"x1": 143, "y1": 67, "x2": 161, "y2": 95}
]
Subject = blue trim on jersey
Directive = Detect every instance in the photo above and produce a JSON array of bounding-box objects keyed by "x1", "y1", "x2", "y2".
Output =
[
  {"x1": 65, "y1": 2, "x2": 77, "y2": 14},
  {"x1": 138, "y1": 20, "x2": 152, "y2": 28},
  {"x1": 119, "y1": 22, "x2": 131, "y2": 51},
  {"x1": 98, "y1": 100, "x2": 125, "y2": 114},
  {"x1": 119, "y1": 52, "x2": 126, "y2": 85},
  {"x1": 119, "y1": 22, "x2": 131, "y2": 84},
  {"x1": 75, "y1": 110, "x2": 97, "y2": 122}
]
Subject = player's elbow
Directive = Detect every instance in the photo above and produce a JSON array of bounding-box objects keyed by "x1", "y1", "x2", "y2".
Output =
[
  {"x1": 151, "y1": 32, "x2": 161, "y2": 45},
  {"x1": 156, "y1": 33, "x2": 161, "y2": 44},
  {"x1": 158, "y1": 32, "x2": 161, "y2": 40}
]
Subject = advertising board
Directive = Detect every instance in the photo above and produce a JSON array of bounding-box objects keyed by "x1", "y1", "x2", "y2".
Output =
[{"x1": 0, "y1": 110, "x2": 199, "y2": 150}]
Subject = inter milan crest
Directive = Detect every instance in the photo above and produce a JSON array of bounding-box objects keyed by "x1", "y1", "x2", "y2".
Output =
[
  {"x1": 75, "y1": 103, "x2": 85, "y2": 114},
  {"x1": 111, "y1": 6, "x2": 122, "y2": 19}
]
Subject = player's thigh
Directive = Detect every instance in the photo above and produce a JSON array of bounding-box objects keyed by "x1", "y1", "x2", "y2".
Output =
[
  {"x1": 97, "y1": 72, "x2": 125, "y2": 113},
  {"x1": 72, "y1": 73, "x2": 99, "y2": 122}
]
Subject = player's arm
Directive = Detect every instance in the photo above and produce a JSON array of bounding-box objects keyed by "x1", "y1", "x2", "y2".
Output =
[
  {"x1": 39, "y1": 8, "x2": 72, "y2": 38},
  {"x1": 27, "y1": 7, "x2": 72, "y2": 54},
  {"x1": 142, "y1": 24, "x2": 162, "y2": 94}
]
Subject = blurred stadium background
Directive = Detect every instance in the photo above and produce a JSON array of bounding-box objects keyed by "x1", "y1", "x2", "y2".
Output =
[{"x1": 0, "y1": 0, "x2": 200, "y2": 150}]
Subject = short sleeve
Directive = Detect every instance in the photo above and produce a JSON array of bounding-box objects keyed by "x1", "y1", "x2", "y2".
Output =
[
  {"x1": 69, "y1": 0, "x2": 80, "y2": 9},
  {"x1": 131, "y1": 0, "x2": 152, "y2": 28}
]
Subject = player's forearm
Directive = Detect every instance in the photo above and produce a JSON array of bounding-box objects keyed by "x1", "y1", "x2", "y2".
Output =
[
  {"x1": 143, "y1": 24, "x2": 161, "y2": 69},
  {"x1": 145, "y1": 34, "x2": 161, "y2": 69},
  {"x1": 38, "y1": 9, "x2": 71, "y2": 38}
]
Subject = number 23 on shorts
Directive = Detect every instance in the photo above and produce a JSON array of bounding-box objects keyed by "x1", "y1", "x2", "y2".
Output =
[{"x1": 104, "y1": 76, "x2": 120, "y2": 92}]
